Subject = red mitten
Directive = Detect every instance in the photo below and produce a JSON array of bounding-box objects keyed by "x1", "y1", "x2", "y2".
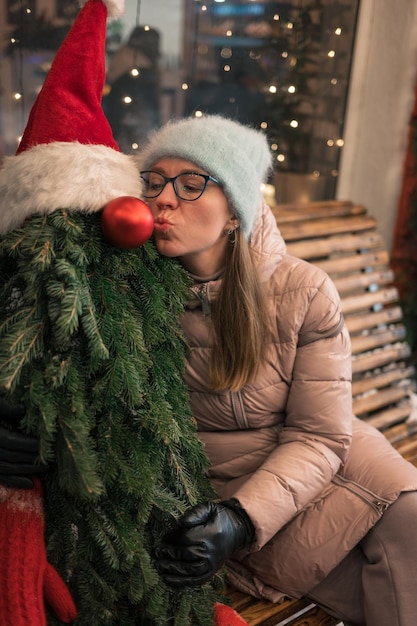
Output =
[
  {"x1": 0, "y1": 477, "x2": 77, "y2": 625},
  {"x1": 215, "y1": 602, "x2": 250, "y2": 626}
]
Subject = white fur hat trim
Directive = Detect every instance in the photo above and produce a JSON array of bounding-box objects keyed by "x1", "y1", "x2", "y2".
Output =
[{"x1": 0, "y1": 142, "x2": 143, "y2": 235}]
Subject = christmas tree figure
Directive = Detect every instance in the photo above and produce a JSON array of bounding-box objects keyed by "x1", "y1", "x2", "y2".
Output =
[{"x1": 0, "y1": 0, "x2": 235, "y2": 624}]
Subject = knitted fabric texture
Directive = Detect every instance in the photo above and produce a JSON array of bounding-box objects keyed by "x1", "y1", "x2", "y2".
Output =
[
  {"x1": 138, "y1": 115, "x2": 273, "y2": 239},
  {"x1": 0, "y1": 478, "x2": 77, "y2": 625}
]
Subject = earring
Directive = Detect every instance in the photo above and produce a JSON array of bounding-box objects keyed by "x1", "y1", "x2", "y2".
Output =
[
  {"x1": 224, "y1": 218, "x2": 239, "y2": 235},
  {"x1": 225, "y1": 225, "x2": 239, "y2": 245}
]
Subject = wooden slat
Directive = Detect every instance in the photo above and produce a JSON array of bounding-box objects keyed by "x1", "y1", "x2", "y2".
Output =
[
  {"x1": 279, "y1": 215, "x2": 377, "y2": 241},
  {"x1": 351, "y1": 343, "x2": 411, "y2": 374},
  {"x1": 345, "y1": 307, "x2": 403, "y2": 334},
  {"x1": 314, "y1": 250, "x2": 389, "y2": 276},
  {"x1": 384, "y1": 420, "x2": 417, "y2": 446},
  {"x1": 366, "y1": 400, "x2": 413, "y2": 431},
  {"x1": 285, "y1": 606, "x2": 342, "y2": 626},
  {"x1": 333, "y1": 268, "x2": 394, "y2": 295},
  {"x1": 341, "y1": 287, "x2": 398, "y2": 315},
  {"x1": 350, "y1": 326, "x2": 406, "y2": 355},
  {"x1": 225, "y1": 590, "x2": 341, "y2": 626},
  {"x1": 286, "y1": 231, "x2": 384, "y2": 260},
  {"x1": 226, "y1": 591, "x2": 311, "y2": 626},
  {"x1": 352, "y1": 365, "x2": 415, "y2": 397},
  {"x1": 353, "y1": 384, "x2": 412, "y2": 416},
  {"x1": 273, "y1": 200, "x2": 365, "y2": 223}
]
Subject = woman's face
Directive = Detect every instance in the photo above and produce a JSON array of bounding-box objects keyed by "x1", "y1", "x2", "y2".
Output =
[{"x1": 144, "y1": 158, "x2": 237, "y2": 276}]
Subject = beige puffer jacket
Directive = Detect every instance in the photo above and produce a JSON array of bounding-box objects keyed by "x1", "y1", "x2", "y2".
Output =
[{"x1": 180, "y1": 200, "x2": 417, "y2": 602}]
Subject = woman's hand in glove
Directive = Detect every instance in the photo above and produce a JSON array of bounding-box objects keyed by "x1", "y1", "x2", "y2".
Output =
[
  {"x1": 0, "y1": 399, "x2": 48, "y2": 489},
  {"x1": 155, "y1": 499, "x2": 255, "y2": 587}
]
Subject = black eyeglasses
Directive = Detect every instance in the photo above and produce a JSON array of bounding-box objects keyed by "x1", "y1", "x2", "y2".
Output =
[{"x1": 140, "y1": 170, "x2": 221, "y2": 201}]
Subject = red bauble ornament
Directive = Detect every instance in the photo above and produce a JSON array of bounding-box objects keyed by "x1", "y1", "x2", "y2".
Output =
[{"x1": 101, "y1": 196, "x2": 154, "y2": 248}]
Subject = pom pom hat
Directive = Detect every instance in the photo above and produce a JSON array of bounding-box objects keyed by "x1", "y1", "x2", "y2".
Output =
[
  {"x1": 0, "y1": 0, "x2": 142, "y2": 235},
  {"x1": 139, "y1": 115, "x2": 273, "y2": 239}
]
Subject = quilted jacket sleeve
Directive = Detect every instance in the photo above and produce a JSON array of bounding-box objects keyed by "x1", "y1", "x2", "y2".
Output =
[{"x1": 233, "y1": 273, "x2": 353, "y2": 550}]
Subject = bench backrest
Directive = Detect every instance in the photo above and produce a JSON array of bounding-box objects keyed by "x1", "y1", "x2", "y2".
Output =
[{"x1": 272, "y1": 201, "x2": 417, "y2": 465}]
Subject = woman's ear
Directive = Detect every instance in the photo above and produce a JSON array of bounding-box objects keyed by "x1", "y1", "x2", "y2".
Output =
[{"x1": 224, "y1": 216, "x2": 240, "y2": 234}]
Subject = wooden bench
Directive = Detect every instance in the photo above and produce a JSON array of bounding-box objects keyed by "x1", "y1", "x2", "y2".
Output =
[{"x1": 227, "y1": 200, "x2": 417, "y2": 626}]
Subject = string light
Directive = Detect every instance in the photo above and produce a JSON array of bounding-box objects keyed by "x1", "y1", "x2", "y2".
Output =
[
  {"x1": 130, "y1": 0, "x2": 144, "y2": 80},
  {"x1": 2, "y1": 0, "x2": 354, "y2": 192}
]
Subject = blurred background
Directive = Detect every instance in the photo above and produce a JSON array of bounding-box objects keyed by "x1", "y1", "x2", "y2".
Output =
[{"x1": 0, "y1": 0, "x2": 416, "y2": 252}]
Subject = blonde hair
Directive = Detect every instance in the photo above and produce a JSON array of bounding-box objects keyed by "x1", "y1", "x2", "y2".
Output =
[{"x1": 209, "y1": 229, "x2": 269, "y2": 391}]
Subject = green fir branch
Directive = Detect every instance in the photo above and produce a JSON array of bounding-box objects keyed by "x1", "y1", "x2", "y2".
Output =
[{"x1": 0, "y1": 209, "x2": 219, "y2": 625}]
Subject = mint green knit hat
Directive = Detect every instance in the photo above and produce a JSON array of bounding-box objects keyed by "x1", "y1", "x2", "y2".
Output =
[{"x1": 138, "y1": 115, "x2": 273, "y2": 239}]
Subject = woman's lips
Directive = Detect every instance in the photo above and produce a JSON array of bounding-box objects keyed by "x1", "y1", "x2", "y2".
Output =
[{"x1": 154, "y1": 219, "x2": 172, "y2": 232}]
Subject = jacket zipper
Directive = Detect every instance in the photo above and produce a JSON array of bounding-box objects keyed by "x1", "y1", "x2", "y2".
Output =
[
  {"x1": 230, "y1": 391, "x2": 250, "y2": 429},
  {"x1": 192, "y1": 283, "x2": 211, "y2": 315},
  {"x1": 332, "y1": 473, "x2": 391, "y2": 514},
  {"x1": 192, "y1": 284, "x2": 249, "y2": 429}
]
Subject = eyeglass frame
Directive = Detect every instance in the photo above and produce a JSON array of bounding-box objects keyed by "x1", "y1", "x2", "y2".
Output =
[{"x1": 140, "y1": 170, "x2": 222, "y2": 201}]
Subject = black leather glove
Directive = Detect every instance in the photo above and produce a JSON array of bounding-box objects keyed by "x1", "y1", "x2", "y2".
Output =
[
  {"x1": 155, "y1": 499, "x2": 255, "y2": 587},
  {"x1": 0, "y1": 398, "x2": 47, "y2": 489}
]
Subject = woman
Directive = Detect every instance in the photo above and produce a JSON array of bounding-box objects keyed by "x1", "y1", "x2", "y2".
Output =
[{"x1": 138, "y1": 114, "x2": 417, "y2": 626}]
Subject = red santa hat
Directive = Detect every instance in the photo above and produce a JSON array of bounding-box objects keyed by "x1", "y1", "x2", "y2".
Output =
[{"x1": 0, "y1": 0, "x2": 143, "y2": 235}]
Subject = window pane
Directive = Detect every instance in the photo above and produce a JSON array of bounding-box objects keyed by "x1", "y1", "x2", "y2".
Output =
[{"x1": 0, "y1": 0, "x2": 359, "y2": 202}]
